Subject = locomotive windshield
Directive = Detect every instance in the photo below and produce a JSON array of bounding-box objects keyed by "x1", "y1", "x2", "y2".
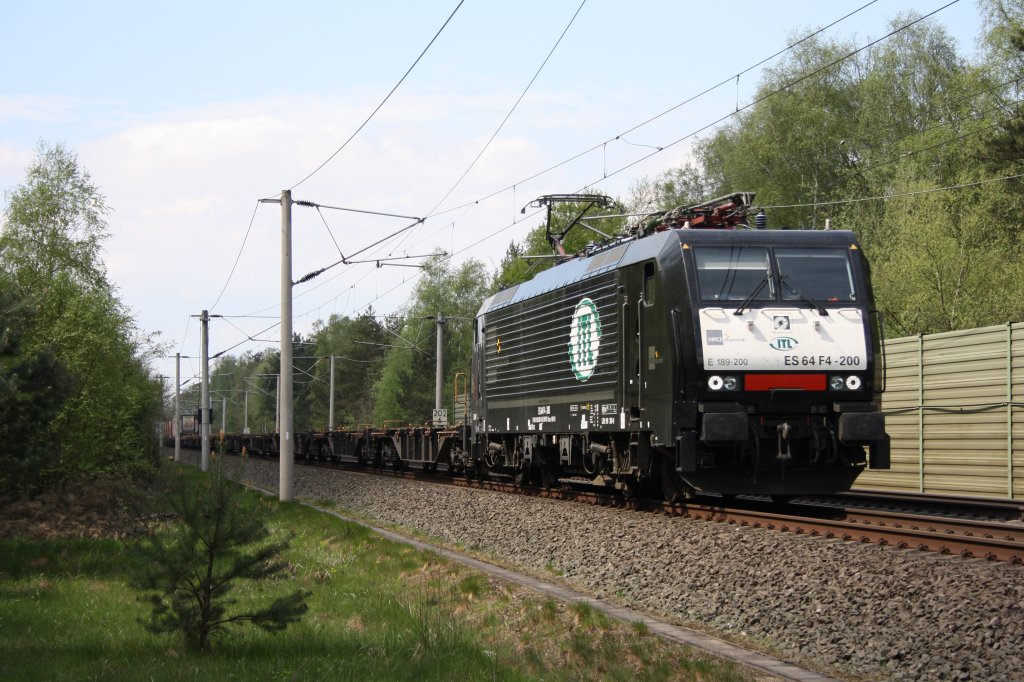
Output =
[
  {"x1": 694, "y1": 245, "x2": 857, "y2": 304},
  {"x1": 694, "y1": 246, "x2": 773, "y2": 301},
  {"x1": 774, "y1": 248, "x2": 856, "y2": 303}
]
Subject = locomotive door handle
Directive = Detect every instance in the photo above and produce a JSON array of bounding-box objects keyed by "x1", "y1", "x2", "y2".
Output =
[
  {"x1": 621, "y1": 301, "x2": 629, "y2": 407},
  {"x1": 636, "y1": 301, "x2": 643, "y2": 416}
]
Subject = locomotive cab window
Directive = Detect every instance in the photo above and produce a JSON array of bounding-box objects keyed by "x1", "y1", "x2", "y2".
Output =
[
  {"x1": 774, "y1": 248, "x2": 856, "y2": 303},
  {"x1": 694, "y1": 246, "x2": 773, "y2": 302}
]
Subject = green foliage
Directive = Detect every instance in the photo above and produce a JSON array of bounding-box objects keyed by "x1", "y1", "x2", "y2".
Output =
[
  {"x1": 642, "y1": 10, "x2": 1024, "y2": 335},
  {"x1": 644, "y1": 165, "x2": 715, "y2": 213},
  {"x1": 0, "y1": 274, "x2": 74, "y2": 496},
  {"x1": 491, "y1": 239, "x2": 535, "y2": 293},
  {"x1": 306, "y1": 310, "x2": 395, "y2": 429},
  {"x1": 0, "y1": 142, "x2": 161, "y2": 490},
  {"x1": 0, "y1": 142, "x2": 109, "y2": 290},
  {"x1": 187, "y1": 311, "x2": 397, "y2": 436},
  {"x1": 374, "y1": 252, "x2": 490, "y2": 424},
  {"x1": 132, "y1": 459, "x2": 309, "y2": 653},
  {"x1": 871, "y1": 171, "x2": 1024, "y2": 334},
  {"x1": 697, "y1": 31, "x2": 863, "y2": 229},
  {"x1": 41, "y1": 275, "x2": 162, "y2": 480},
  {"x1": 979, "y1": 2, "x2": 1024, "y2": 167}
]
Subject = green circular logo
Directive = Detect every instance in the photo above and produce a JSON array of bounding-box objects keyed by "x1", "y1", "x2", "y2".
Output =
[{"x1": 568, "y1": 298, "x2": 602, "y2": 382}]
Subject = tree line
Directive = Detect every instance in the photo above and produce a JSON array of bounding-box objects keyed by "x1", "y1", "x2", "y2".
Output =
[{"x1": 179, "y1": 254, "x2": 490, "y2": 434}]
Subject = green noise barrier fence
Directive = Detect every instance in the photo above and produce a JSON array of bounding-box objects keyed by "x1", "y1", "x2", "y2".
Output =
[{"x1": 857, "y1": 323, "x2": 1024, "y2": 499}]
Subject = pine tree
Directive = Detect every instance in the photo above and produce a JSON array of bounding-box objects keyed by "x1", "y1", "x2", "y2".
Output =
[{"x1": 133, "y1": 457, "x2": 309, "y2": 652}]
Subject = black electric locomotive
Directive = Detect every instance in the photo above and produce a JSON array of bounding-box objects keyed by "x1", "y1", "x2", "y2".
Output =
[{"x1": 469, "y1": 193, "x2": 889, "y2": 498}]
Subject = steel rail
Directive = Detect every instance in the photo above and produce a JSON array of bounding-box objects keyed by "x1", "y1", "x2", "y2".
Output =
[{"x1": 209, "y1": 446, "x2": 1024, "y2": 564}]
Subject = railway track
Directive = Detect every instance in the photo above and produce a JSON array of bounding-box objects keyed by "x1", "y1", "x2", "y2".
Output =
[
  {"x1": 240, "y1": 450, "x2": 1024, "y2": 565},
  {"x1": 661, "y1": 500, "x2": 1024, "y2": 564}
]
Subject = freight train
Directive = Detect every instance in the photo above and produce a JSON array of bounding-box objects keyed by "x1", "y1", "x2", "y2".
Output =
[{"x1": 177, "y1": 192, "x2": 889, "y2": 500}]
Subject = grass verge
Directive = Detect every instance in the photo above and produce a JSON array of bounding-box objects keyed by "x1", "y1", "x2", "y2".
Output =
[{"x1": 0, "y1": 463, "x2": 755, "y2": 681}]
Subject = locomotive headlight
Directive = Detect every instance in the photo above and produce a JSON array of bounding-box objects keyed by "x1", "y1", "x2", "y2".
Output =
[
  {"x1": 845, "y1": 375, "x2": 862, "y2": 390},
  {"x1": 829, "y1": 375, "x2": 846, "y2": 391},
  {"x1": 707, "y1": 375, "x2": 725, "y2": 391},
  {"x1": 722, "y1": 375, "x2": 738, "y2": 391}
]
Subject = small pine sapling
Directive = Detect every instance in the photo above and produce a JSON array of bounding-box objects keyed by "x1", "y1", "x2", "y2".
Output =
[{"x1": 133, "y1": 457, "x2": 308, "y2": 652}]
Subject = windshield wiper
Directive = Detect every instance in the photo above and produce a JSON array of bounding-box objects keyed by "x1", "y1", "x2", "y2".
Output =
[
  {"x1": 781, "y1": 276, "x2": 828, "y2": 316},
  {"x1": 733, "y1": 275, "x2": 770, "y2": 315}
]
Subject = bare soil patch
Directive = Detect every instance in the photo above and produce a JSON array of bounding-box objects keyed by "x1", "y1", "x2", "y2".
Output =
[{"x1": 0, "y1": 476, "x2": 145, "y2": 540}]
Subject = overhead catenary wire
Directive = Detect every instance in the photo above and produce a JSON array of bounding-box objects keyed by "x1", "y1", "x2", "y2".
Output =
[
  {"x1": 567, "y1": 1, "x2": 966, "y2": 196},
  {"x1": 209, "y1": 1, "x2": 960, "y2": 362},
  {"x1": 315, "y1": 206, "x2": 345, "y2": 261},
  {"x1": 295, "y1": 0, "x2": 933, "y2": 312},
  {"x1": 341, "y1": 170, "x2": 1024, "y2": 321},
  {"x1": 151, "y1": 0, "x2": 897, "y2": 378},
  {"x1": 423, "y1": 0, "x2": 887, "y2": 222},
  {"x1": 381, "y1": 0, "x2": 881, "y2": 258},
  {"x1": 423, "y1": 0, "x2": 588, "y2": 220},
  {"x1": 296, "y1": 0, "x2": 588, "y2": 286},
  {"x1": 760, "y1": 172, "x2": 1024, "y2": 209},
  {"x1": 209, "y1": 200, "x2": 262, "y2": 312},
  {"x1": 288, "y1": 0, "x2": 466, "y2": 191},
  {"x1": 356, "y1": 0, "x2": 951, "y2": 277},
  {"x1": 290, "y1": 200, "x2": 426, "y2": 284},
  {"x1": 233, "y1": 0, "x2": 892, "y2": 325},
  {"x1": 306, "y1": 2, "x2": 965, "y2": 320}
]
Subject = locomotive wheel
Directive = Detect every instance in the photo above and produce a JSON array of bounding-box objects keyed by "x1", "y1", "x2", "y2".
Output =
[
  {"x1": 539, "y1": 463, "x2": 558, "y2": 488},
  {"x1": 621, "y1": 477, "x2": 639, "y2": 501},
  {"x1": 660, "y1": 455, "x2": 689, "y2": 504},
  {"x1": 513, "y1": 463, "x2": 531, "y2": 487},
  {"x1": 463, "y1": 460, "x2": 484, "y2": 481}
]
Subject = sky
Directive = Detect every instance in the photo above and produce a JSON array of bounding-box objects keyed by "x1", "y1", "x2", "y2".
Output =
[{"x1": 0, "y1": 0, "x2": 991, "y2": 388}]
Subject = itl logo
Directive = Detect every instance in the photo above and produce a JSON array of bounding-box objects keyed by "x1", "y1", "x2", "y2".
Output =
[
  {"x1": 769, "y1": 337, "x2": 798, "y2": 351},
  {"x1": 568, "y1": 298, "x2": 602, "y2": 381}
]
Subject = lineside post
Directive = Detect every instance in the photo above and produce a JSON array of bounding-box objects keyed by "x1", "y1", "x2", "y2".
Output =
[
  {"x1": 200, "y1": 309, "x2": 210, "y2": 472},
  {"x1": 174, "y1": 352, "x2": 181, "y2": 463},
  {"x1": 279, "y1": 189, "x2": 294, "y2": 502},
  {"x1": 329, "y1": 354, "x2": 335, "y2": 431},
  {"x1": 435, "y1": 312, "x2": 445, "y2": 412}
]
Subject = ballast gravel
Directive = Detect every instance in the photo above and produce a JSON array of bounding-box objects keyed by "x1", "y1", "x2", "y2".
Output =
[{"x1": 235, "y1": 457, "x2": 1024, "y2": 682}]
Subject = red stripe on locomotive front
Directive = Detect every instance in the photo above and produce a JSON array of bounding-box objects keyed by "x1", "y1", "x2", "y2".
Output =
[{"x1": 744, "y1": 373, "x2": 826, "y2": 391}]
